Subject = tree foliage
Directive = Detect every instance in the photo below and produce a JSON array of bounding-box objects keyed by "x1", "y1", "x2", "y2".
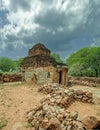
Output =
[
  {"x1": 0, "y1": 57, "x2": 15, "y2": 72},
  {"x1": 0, "y1": 57, "x2": 23, "y2": 72},
  {"x1": 67, "y1": 47, "x2": 100, "y2": 77},
  {"x1": 14, "y1": 58, "x2": 24, "y2": 71},
  {"x1": 51, "y1": 53, "x2": 63, "y2": 63}
]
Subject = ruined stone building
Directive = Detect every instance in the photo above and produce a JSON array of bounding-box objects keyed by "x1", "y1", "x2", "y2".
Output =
[{"x1": 21, "y1": 43, "x2": 68, "y2": 85}]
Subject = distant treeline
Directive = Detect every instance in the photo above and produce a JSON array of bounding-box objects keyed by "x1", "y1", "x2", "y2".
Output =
[
  {"x1": 0, "y1": 46, "x2": 100, "y2": 77},
  {"x1": 0, "y1": 57, "x2": 23, "y2": 72},
  {"x1": 67, "y1": 47, "x2": 100, "y2": 77}
]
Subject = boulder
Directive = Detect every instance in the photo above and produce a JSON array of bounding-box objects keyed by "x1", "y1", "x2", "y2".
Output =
[
  {"x1": 69, "y1": 111, "x2": 78, "y2": 120},
  {"x1": 82, "y1": 116, "x2": 99, "y2": 129},
  {"x1": 46, "y1": 117, "x2": 61, "y2": 130}
]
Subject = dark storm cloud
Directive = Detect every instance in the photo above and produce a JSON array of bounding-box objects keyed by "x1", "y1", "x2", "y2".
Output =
[
  {"x1": 6, "y1": 34, "x2": 18, "y2": 42},
  {"x1": 1, "y1": 0, "x2": 100, "y2": 59},
  {"x1": 5, "y1": 43, "x2": 15, "y2": 51},
  {"x1": 9, "y1": 0, "x2": 31, "y2": 12},
  {"x1": 0, "y1": 9, "x2": 9, "y2": 28},
  {"x1": 34, "y1": 9, "x2": 66, "y2": 29}
]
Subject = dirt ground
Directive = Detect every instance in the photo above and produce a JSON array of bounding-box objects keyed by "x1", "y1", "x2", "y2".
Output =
[
  {"x1": 0, "y1": 82, "x2": 44, "y2": 130},
  {"x1": 0, "y1": 83, "x2": 100, "y2": 130},
  {"x1": 67, "y1": 85, "x2": 100, "y2": 120}
]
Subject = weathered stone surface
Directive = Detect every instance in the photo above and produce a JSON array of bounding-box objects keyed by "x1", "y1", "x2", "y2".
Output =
[
  {"x1": 21, "y1": 43, "x2": 68, "y2": 85},
  {"x1": 82, "y1": 116, "x2": 99, "y2": 129},
  {"x1": 28, "y1": 43, "x2": 50, "y2": 57},
  {"x1": 26, "y1": 84, "x2": 95, "y2": 130},
  {"x1": 75, "y1": 90, "x2": 84, "y2": 95},
  {"x1": 69, "y1": 77, "x2": 100, "y2": 87},
  {"x1": 69, "y1": 111, "x2": 78, "y2": 120},
  {"x1": 42, "y1": 119, "x2": 49, "y2": 129},
  {"x1": 47, "y1": 117, "x2": 61, "y2": 130},
  {"x1": 0, "y1": 73, "x2": 22, "y2": 83},
  {"x1": 38, "y1": 85, "x2": 94, "y2": 104}
]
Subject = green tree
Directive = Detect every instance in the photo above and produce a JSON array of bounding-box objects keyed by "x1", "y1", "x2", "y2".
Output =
[
  {"x1": 87, "y1": 47, "x2": 100, "y2": 77},
  {"x1": 67, "y1": 47, "x2": 100, "y2": 77},
  {"x1": 14, "y1": 58, "x2": 24, "y2": 71},
  {"x1": 51, "y1": 53, "x2": 63, "y2": 63},
  {"x1": 0, "y1": 57, "x2": 15, "y2": 72}
]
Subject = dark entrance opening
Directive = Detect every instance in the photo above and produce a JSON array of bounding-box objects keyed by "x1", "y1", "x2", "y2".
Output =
[{"x1": 59, "y1": 71, "x2": 62, "y2": 84}]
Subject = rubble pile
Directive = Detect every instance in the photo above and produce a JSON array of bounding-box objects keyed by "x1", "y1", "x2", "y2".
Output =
[
  {"x1": 69, "y1": 77, "x2": 100, "y2": 87},
  {"x1": 0, "y1": 73, "x2": 22, "y2": 83},
  {"x1": 26, "y1": 84, "x2": 99, "y2": 130},
  {"x1": 38, "y1": 84, "x2": 94, "y2": 104}
]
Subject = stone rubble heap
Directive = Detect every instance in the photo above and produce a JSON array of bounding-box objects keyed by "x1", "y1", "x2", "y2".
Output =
[
  {"x1": 26, "y1": 84, "x2": 100, "y2": 130},
  {"x1": 38, "y1": 84, "x2": 94, "y2": 104},
  {"x1": 69, "y1": 77, "x2": 100, "y2": 87}
]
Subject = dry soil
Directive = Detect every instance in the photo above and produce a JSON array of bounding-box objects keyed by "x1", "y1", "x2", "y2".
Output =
[{"x1": 0, "y1": 83, "x2": 100, "y2": 130}]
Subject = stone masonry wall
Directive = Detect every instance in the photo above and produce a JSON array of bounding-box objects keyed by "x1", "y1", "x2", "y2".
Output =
[
  {"x1": 69, "y1": 76, "x2": 100, "y2": 87},
  {"x1": 24, "y1": 66, "x2": 59, "y2": 84},
  {"x1": 0, "y1": 73, "x2": 22, "y2": 83}
]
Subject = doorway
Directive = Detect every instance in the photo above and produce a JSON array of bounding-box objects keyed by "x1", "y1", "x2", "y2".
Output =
[{"x1": 59, "y1": 71, "x2": 62, "y2": 84}]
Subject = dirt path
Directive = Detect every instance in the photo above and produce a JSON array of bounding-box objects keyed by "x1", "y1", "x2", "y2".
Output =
[{"x1": 0, "y1": 82, "x2": 44, "y2": 130}]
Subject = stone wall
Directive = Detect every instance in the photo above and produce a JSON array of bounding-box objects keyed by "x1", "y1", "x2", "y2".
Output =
[
  {"x1": 23, "y1": 66, "x2": 68, "y2": 85},
  {"x1": 0, "y1": 73, "x2": 22, "y2": 83},
  {"x1": 23, "y1": 66, "x2": 59, "y2": 84},
  {"x1": 69, "y1": 77, "x2": 100, "y2": 87}
]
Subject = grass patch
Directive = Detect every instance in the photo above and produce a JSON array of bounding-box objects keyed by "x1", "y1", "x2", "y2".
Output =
[
  {"x1": 11, "y1": 82, "x2": 25, "y2": 87},
  {"x1": 0, "y1": 120, "x2": 8, "y2": 129},
  {"x1": 0, "y1": 82, "x2": 25, "y2": 89},
  {"x1": 25, "y1": 123, "x2": 32, "y2": 128}
]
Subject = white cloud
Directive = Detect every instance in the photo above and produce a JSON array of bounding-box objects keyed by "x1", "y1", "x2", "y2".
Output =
[{"x1": 0, "y1": 0, "x2": 100, "y2": 58}]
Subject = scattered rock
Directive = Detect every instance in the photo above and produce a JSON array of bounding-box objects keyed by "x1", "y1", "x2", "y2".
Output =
[
  {"x1": 26, "y1": 84, "x2": 95, "y2": 130},
  {"x1": 69, "y1": 111, "x2": 78, "y2": 120},
  {"x1": 47, "y1": 117, "x2": 61, "y2": 130},
  {"x1": 82, "y1": 116, "x2": 99, "y2": 129}
]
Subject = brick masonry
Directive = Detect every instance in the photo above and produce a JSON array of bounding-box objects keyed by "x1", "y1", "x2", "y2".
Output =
[{"x1": 21, "y1": 43, "x2": 68, "y2": 85}]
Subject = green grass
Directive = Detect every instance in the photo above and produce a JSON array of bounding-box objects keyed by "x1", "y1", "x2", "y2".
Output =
[
  {"x1": 0, "y1": 120, "x2": 8, "y2": 129},
  {"x1": 0, "y1": 84, "x2": 5, "y2": 89},
  {"x1": 25, "y1": 123, "x2": 32, "y2": 128},
  {"x1": 0, "y1": 82, "x2": 25, "y2": 88}
]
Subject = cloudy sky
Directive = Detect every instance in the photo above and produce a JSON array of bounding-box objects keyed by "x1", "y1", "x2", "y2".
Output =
[{"x1": 0, "y1": 0, "x2": 100, "y2": 60}]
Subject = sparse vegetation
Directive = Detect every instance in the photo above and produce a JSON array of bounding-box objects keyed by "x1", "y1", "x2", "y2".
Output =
[
  {"x1": 25, "y1": 123, "x2": 32, "y2": 128},
  {"x1": 11, "y1": 82, "x2": 25, "y2": 87},
  {"x1": 0, "y1": 119, "x2": 8, "y2": 129}
]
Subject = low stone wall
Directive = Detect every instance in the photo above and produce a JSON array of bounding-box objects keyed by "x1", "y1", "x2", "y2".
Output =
[
  {"x1": 0, "y1": 73, "x2": 22, "y2": 83},
  {"x1": 69, "y1": 77, "x2": 100, "y2": 87},
  {"x1": 26, "y1": 84, "x2": 100, "y2": 130},
  {"x1": 38, "y1": 84, "x2": 94, "y2": 104}
]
